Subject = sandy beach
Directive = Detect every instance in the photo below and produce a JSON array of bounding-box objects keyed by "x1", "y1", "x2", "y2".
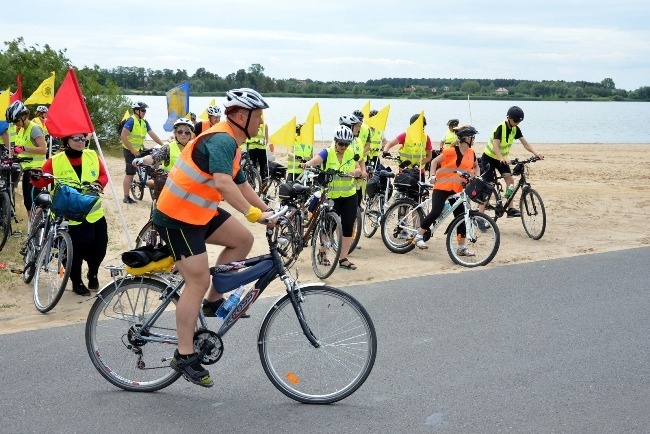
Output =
[{"x1": 1, "y1": 142, "x2": 649, "y2": 334}]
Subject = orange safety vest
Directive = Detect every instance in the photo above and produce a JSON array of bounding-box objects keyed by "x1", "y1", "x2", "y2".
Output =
[
  {"x1": 156, "y1": 122, "x2": 241, "y2": 225},
  {"x1": 434, "y1": 147, "x2": 475, "y2": 193}
]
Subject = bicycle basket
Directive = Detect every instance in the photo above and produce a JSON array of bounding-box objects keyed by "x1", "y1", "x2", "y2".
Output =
[
  {"x1": 464, "y1": 178, "x2": 493, "y2": 205},
  {"x1": 50, "y1": 184, "x2": 99, "y2": 221},
  {"x1": 268, "y1": 161, "x2": 287, "y2": 178}
]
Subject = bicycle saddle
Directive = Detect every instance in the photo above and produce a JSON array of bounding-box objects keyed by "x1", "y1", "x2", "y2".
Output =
[{"x1": 34, "y1": 191, "x2": 51, "y2": 208}]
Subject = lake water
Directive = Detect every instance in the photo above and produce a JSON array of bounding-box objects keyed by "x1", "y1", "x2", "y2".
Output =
[{"x1": 126, "y1": 95, "x2": 650, "y2": 144}]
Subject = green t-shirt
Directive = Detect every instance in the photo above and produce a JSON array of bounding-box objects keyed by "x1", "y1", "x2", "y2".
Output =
[{"x1": 153, "y1": 132, "x2": 245, "y2": 228}]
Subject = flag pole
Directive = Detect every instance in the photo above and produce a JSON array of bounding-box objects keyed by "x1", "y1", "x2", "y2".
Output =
[{"x1": 91, "y1": 131, "x2": 133, "y2": 249}]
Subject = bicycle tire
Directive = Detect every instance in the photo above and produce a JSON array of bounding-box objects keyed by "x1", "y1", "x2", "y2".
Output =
[
  {"x1": 311, "y1": 211, "x2": 342, "y2": 279},
  {"x1": 348, "y1": 208, "x2": 362, "y2": 253},
  {"x1": 246, "y1": 166, "x2": 262, "y2": 195},
  {"x1": 520, "y1": 188, "x2": 546, "y2": 240},
  {"x1": 362, "y1": 195, "x2": 380, "y2": 238},
  {"x1": 85, "y1": 277, "x2": 183, "y2": 392},
  {"x1": 33, "y1": 231, "x2": 73, "y2": 313},
  {"x1": 380, "y1": 199, "x2": 422, "y2": 254},
  {"x1": 277, "y1": 209, "x2": 302, "y2": 269},
  {"x1": 130, "y1": 170, "x2": 145, "y2": 201},
  {"x1": 135, "y1": 220, "x2": 164, "y2": 248},
  {"x1": 446, "y1": 211, "x2": 500, "y2": 267},
  {"x1": 258, "y1": 284, "x2": 377, "y2": 404},
  {"x1": 0, "y1": 191, "x2": 11, "y2": 251},
  {"x1": 261, "y1": 177, "x2": 283, "y2": 207},
  {"x1": 22, "y1": 208, "x2": 46, "y2": 284}
]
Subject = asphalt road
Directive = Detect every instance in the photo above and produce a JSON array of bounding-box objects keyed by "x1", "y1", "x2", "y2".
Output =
[{"x1": 1, "y1": 247, "x2": 648, "y2": 433}]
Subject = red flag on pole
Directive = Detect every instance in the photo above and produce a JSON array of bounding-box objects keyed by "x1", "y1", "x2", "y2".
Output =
[
  {"x1": 10, "y1": 74, "x2": 22, "y2": 103},
  {"x1": 45, "y1": 68, "x2": 94, "y2": 137}
]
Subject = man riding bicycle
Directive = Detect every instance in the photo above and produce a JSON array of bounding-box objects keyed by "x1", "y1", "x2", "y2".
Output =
[{"x1": 153, "y1": 88, "x2": 273, "y2": 387}]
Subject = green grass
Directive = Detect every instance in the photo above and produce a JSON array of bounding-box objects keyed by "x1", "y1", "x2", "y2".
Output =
[{"x1": 0, "y1": 202, "x2": 30, "y2": 291}]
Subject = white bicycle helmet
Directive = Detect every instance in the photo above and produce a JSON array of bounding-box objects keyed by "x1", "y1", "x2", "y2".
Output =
[
  {"x1": 338, "y1": 114, "x2": 361, "y2": 128},
  {"x1": 131, "y1": 101, "x2": 149, "y2": 110},
  {"x1": 36, "y1": 105, "x2": 49, "y2": 113},
  {"x1": 334, "y1": 125, "x2": 354, "y2": 144},
  {"x1": 206, "y1": 105, "x2": 222, "y2": 116},
  {"x1": 173, "y1": 117, "x2": 193, "y2": 130},
  {"x1": 5, "y1": 101, "x2": 28, "y2": 123},
  {"x1": 223, "y1": 88, "x2": 269, "y2": 111}
]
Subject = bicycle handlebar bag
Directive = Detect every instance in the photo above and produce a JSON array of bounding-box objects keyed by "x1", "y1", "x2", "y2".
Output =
[{"x1": 50, "y1": 184, "x2": 99, "y2": 221}]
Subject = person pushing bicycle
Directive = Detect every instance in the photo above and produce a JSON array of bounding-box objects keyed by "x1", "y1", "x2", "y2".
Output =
[{"x1": 152, "y1": 88, "x2": 273, "y2": 387}]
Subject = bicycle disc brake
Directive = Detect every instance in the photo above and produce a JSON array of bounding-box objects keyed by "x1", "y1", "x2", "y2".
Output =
[{"x1": 193, "y1": 329, "x2": 223, "y2": 365}]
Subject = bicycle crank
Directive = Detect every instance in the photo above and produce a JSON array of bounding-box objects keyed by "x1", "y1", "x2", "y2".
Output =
[{"x1": 194, "y1": 329, "x2": 223, "y2": 365}]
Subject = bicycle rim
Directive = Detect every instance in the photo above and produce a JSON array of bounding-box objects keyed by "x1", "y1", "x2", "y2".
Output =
[
  {"x1": 33, "y1": 231, "x2": 73, "y2": 313},
  {"x1": 247, "y1": 167, "x2": 262, "y2": 194},
  {"x1": 446, "y1": 212, "x2": 500, "y2": 267},
  {"x1": 362, "y1": 196, "x2": 380, "y2": 238},
  {"x1": 0, "y1": 192, "x2": 11, "y2": 251},
  {"x1": 262, "y1": 178, "x2": 283, "y2": 208},
  {"x1": 520, "y1": 188, "x2": 546, "y2": 240},
  {"x1": 258, "y1": 285, "x2": 377, "y2": 404},
  {"x1": 277, "y1": 213, "x2": 301, "y2": 269},
  {"x1": 22, "y1": 210, "x2": 45, "y2": 284},
  {"x1": 381, "y1": 200, "x2": 420, "y2": 254},
  {"x1": 135, "y1": 221, "x2": 164, "y2": 248},
  {"x1": 85, "y1": 277, "x2": 183, "y2": 392},
  {"x1": 311, "y1": 212, "x2": 342, "y2": 279},
  {"x1": 131, "y1": 176, "x2": 144, "y2": 200}
]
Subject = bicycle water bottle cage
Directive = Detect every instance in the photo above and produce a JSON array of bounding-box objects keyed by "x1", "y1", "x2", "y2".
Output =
[{"x1": 212, "y1": 259, "x2": 274, "y2": 294}]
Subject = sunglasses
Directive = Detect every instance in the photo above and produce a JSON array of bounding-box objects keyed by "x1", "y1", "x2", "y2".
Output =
[
  {"x1": 70, "y1": 136, "x2": 86, "y2": 142},
  {"x1": 137, "y1": 109, "x2": 147, "y2": 113},
  {"x1": 336, "y1": 141, "x2": 350, "y2": 147},
  {"x1": 176, "y1": 130, "x2": 192, "y2": 135}
]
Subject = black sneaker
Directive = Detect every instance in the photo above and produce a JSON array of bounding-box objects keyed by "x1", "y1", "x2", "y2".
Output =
[
  {"x1": 507, "y1": 208, "x2": 521, "y2": 218},
  {"x1": 123, "y1": 197, "x2": 136, "y2": 204},
  {"x1": 170, "y1": 351, "x2": 214, "y2": 388},
  {"x1": 87, "y1": 275, "x2": 99, "y2": 290},
  {"x1": 72, "y1": 282, "x2": 91, "y2": 296},
  {"x1": 202, "y1": 299, "x2": 250, "y2": 318}
]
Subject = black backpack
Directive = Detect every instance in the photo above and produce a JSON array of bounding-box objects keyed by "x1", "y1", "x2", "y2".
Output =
[{"x1": 117, "y1": 119, "x2": 127, "y2": 136}]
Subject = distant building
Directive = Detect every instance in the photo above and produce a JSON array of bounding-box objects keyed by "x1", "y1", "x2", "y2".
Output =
[
  {"x1": 495, "y1": 87, "x2": 509, "y2": 95},
  {"x1": 404, "y1": 86, "x2": 416, "y2": 92},
  {"x1": 296, "y1": 80, "x2": 307, "y2": 86}
]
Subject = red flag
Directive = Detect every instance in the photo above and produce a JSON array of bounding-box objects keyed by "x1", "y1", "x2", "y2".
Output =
[
  {"x1": 45, "y1": 68, "x2": 94, "y2": 137},
  {"x1": 10, "y1": 75, "x2": 22, "y2": 103}
]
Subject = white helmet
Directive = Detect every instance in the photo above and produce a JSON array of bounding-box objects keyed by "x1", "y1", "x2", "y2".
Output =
[
  {"x1": 173, "y1": 117, "x2": 193, "y2": 130},
  {"x1": 36, "y1": 105, "x2": 48, "y2": 113},
  {"x1": 338, "y1": 114, "x2": 361, "y2": 128},
  {"x1": 223, "y1": 88, "x2": 269, "y2": 111},
  {"x1": 206, "y1": 105, "x2": 222, "y2": 116},
  {"x1": 334, "y1": 125, "x2": 354, "y2": 144},
  {"x1": 5, "y1": 101, "x2": 28, "y2": 123},
  {"x1": 131, "y1": 101, "x2": 149, "y2": 110}
]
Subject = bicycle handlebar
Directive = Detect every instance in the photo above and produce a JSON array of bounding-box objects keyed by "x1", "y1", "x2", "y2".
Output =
[
  {"x1": 510, "y1": 156, "x2": 541, "y2": 165},
  {"x1": 30, "y1": 172, "x2": 103, "y2": 193}
]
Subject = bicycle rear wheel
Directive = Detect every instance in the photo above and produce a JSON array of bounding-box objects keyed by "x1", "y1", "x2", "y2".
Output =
[
  {"x1": 261, "y1": 177, "x2": 283, "y2": 208},
  {"x1": 362, "y1": 195, "x2": 380, "y2": 238},
  {"x1": 446, "y1": 211, "x2": 500, "y2": 267},
  {"x1": 311, "y1": 211, "x2": 342, "y2": 279},
  {"x1": 0, "y1": 191, "x2": 11, "y2": 251},
  {"x1": 520, "y1": 188, "x2": 546, "y2": 240},
  {"x1": 380, "y1": 199, "x2": 422, "y2": 254},
  {"x1": 85, "y1": 277, "x2": 183, "y2": 392},
  {"x1": 33, "y1": 231, "x2": 73, "y2": 313},
  {"x1": 277, "y1": 209, "x2": 302, "y2": 269},
  {"x1": 246, "y1": 166, "x2": 262, "y2": 195},
  {"x1": 22, "y1": 208, "x2": 46, "y2": 284},
  {"x1": 135, "y1": 220, "x2": 164, "y2": 248},
  {"x1": 348, "y1": 208, "x2": 362, "y2": 253},
  {"x1": 258, "y1": 284, "x2": 377, "y2": 404}
]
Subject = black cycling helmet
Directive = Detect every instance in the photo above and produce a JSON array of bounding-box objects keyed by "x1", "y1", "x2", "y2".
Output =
[
  {"x1": 454, "y1": 125, "x2": 478, "y2": 138},
  {"x1": 353, "y1": 109, "x2": 364, "y2": 120},
  {"x1": 507, "y1": 106, "x2": 524, "y2": 122},
  {"x1": 447, "y1": 119, "x2": 459, "y2": 127},
  {"x1": 409, "y1": 113, "x2": 427, "y2": 126},
  {"x1": 369, "y1": 109, "x2": 378, "y2": 117},
  {"x1": 296, "y1": 123, "x2": 303, "y2": 135}
]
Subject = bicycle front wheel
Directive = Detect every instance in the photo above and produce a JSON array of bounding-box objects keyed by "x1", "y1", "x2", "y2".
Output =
[
  {"x1": 0, "y1": 191, "x2": 11, "y2": 251},
  {"x1": 85, "y1": 277, "x2": 183, "y2": 392},
  {"x1": 362, "y1": 195, "x2": 380, "y2": 238},
  {"x1": 246, "y1": 166, "x2": 262, "y2": 195},
  {"x1": 446, "y1": 211, "x2": 500, "y2": 267},
  {"x1": 22, "y1": 209, "x2": 46, "y2": 284},
  {"x1": 130, "y1": 172, "x2": 145, "y2": 200},
  {"x1": 258, "y1": 285, "x2": 377, "y2": 404},
  {"x1": 33, "y1": 231, "x2": 73, "y2": 313},
  {"x1": 520, "y1": 188, "x2": 546, "y2": 240},
  {"x1": 311, "y1": 211, "x2": 342, "y2": 279},
  {"x1": 261, "y1": 177, "x2": 283, "y2": 208},
  {"x1": 277, "y1": 209, "x2": 302, "y2": 269},
  {"x1": 381, "y1": 199, "x2": 422, "y2": 254}
]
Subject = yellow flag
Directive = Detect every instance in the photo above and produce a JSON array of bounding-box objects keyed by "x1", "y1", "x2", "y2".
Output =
[
  {"x1": 121, "y1": 110, "x2": 131, "y2": 121},
  {"x1": 306, "y1": 103, "x2": 321, "y2": 124},
  {"x1": 405, "y1": 111, "x2": 425, "y2": 145},
  {"x1": 24, "y1": 72, "x2": 56, "y2": 105},
  {"x1": 269, "y1": 117, "x2": 297, "y2": 147},
  {"x1": 198, "y1": 98, "x2": 216, "y2": 121},
  {"x1": 366, "y1": 104, "x2": 390, "y2": 131},
  {"x1": 0, "y1": 88, "x2": 10, "y2": 121},
  {"x1": 298, "y1": 116, "x2": 315, "y2": 146},
  {"x1": 360, "y1": 100, "x2": 371, "y2": 120}
]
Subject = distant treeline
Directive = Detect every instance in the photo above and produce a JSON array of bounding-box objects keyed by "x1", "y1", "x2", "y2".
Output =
[{"x1": 105, "y1": 64, "x2": 649, "y2": 101}]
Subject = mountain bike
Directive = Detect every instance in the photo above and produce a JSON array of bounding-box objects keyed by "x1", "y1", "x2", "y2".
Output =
[
  {"x1": 381, "y1": 172, "x2": 500, "y2": 267},
  {"x1": 241, "y1": 151, "x2": 262, "y2": 195},
  {"x1": 85, "y1": 206, "x2": 376, "y2": 404},
  {"x1": 0, "y1": 147, "x2": 25, "y2": 251},
  {"x1": 482, "y1": 156, "x2": 546, "y2": 240},
  {"x1": 130, "y1": 149, "x2": 154, "y2": 200}
]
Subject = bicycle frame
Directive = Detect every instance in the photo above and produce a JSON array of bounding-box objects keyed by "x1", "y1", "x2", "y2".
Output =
[{"x1": 484, "y1": 157, "x2": 537, "y2": 219}]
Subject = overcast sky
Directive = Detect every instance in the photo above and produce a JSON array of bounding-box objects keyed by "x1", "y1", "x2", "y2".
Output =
[{"x1": 6, "y1": 0, "x2": 649, "y2": 91}]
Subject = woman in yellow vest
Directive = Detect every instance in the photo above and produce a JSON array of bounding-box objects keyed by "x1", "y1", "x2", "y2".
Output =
[
  {"x1": 412, "y1": 126, "x2": 480, "y2": 255},
  {"x1": 153, "y1": 88, "x2": 273, "y2": 388},
  {"x1": 382, "y1": 114, "x2": 433, "y2": 180},
  {"x1": 440, "y1": 119, "x2": 459, "y2": 150},
  {"x1": 132, "y1": 118, "x2": 194, "y2": 172},
  {"x1": 6, "y1": 101, "x2": 47, "y2": 212},
  {"x1": 339, "y1": 113, "x2": 368, "y2": 206},
  {"x1": 30, "y1": 133, "x2": 108, "y2": 296},
  {"x1": 301, "y1": 125, "x2": 361, "y2": 270},
  {"x1": 286, "y1": 123, "x2": 314, "y2": 182}
]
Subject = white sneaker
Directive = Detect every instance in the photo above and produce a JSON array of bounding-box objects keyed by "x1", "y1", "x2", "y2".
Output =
[
  {"x1": 457, "y1": 246, "x2": 475, "y2": 256},
  {"x1": 415, "y1": 237, "x2": 428, "y2": 249}
]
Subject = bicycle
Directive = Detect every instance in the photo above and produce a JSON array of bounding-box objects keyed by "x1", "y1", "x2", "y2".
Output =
[
  {"x1": 260, "y1": 160, "x2": 287, "y2": 208},
  {"x1": 362, "y1": 158, "x2": 396, "y2": 238},
  {"x1": 481, "y1": 156, "x2": 546, "y2": 240},
  {"x1": 380, "y1": 172, "x2": 501, "y2": 267},
  {"x1": 85, "y1": 206, "x2": 377, "y2": 403},
  {"x1": 133, "y1": 165, "x2": 168, "y2": 248},
  {"x1": 130, "y1": 148, "x2": 154, "y2": 201},
  {"x1": 0, "y1": 146, "x2": 25, "y2": 251},
  {"x1": 241, "y1": 150, "x2": 262, "y2": 195}
]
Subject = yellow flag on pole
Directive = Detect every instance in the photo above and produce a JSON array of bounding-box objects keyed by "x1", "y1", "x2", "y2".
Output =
[
  {"x1": 198, "y1": 98, "x2": 216, "y2": 121},
  {"x1": 298, "y1": 116, "x2": 315, "y2": 146},
  {"x1": 405, "y1": 111, "x2": 425, "y2": 145},
  {"x1": 306, "y1": 103, "x2": 321, "y2": 124},
  {"x1": 24, "y1": 72, "x2": 56, "y2": 105},
  {"x1": 360, "y1": 100, "x2": 371, "y2": 120},
  {"x1": 366, "y1": 104, "x2": 390, "y2": 131},
  {"x1": 269, "y1": 117, "x2": 297, "y2": 147},
  {"x1": 121, "y1": 110, "x2": 131, "y2": 121},
  {"x1": 0, "y1": 88, "x2": 10, "y2": 121}
]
